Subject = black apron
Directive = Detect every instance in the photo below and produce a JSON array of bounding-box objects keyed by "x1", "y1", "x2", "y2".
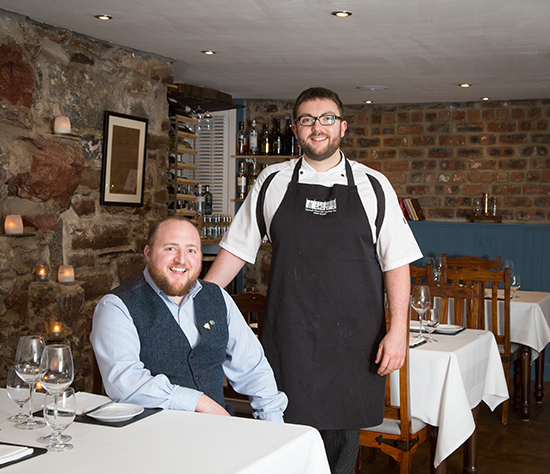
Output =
[{"x1": 260, "y1": 157, "x2": 386, "y2": 430}]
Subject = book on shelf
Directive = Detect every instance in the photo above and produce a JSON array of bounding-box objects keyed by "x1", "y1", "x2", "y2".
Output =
[{"x1": 398, "y1": 197, "x2": 425, "y2": 221}]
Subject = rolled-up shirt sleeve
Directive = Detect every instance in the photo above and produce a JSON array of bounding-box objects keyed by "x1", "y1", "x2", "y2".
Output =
[{"x1": 90, "y1": 294, "x2": 203, "y2": 412}]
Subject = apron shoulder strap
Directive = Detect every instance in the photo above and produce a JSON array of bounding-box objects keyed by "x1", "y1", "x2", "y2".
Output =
[
  {"x1": 366, "y1": 174, "x2": 385, "y2": 241},
  {"x1": 256, "y1": 170, "x2": 280, "y2": 241}
]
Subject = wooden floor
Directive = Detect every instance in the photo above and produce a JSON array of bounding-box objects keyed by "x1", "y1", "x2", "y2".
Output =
[{"x1": 358, "y1": 381, "x2": 550, "y2": 473}]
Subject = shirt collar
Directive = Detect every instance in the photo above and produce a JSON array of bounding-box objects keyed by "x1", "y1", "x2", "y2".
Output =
[
  {"x1": 301, "y1": 150, "x2": 346, "y2": 173},
  {"x1": 143, "y1": 267, "x2": 202, "y2": 305}
]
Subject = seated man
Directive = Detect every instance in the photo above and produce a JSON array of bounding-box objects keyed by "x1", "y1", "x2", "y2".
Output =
[{"x1": 90, "y1": 216, "x2": 287, "y2": 421}]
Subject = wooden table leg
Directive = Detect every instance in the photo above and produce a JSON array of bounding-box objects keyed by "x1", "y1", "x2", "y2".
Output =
[
  {"x1": 463, "y1": 405, "x2": 479, "y2": 474},
  {"x1": 535, "y1": 348, "x2": 545, "y2": 404},
  {"x1": 521, "y1": 345, "x2": 531, "y2": 420}
]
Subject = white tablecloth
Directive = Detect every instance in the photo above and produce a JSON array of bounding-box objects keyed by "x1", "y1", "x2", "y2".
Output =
[
  {"x1": 0, "y1": 390, "x2": 330, "y2": 474},
  {"x1": 406, "y1": 329, "x2": 508, "y2": 467}
]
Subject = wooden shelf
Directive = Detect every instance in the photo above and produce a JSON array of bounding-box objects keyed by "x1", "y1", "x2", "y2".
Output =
[
  {"x1": 171, "y1": 209, "x2": 197, "y2": 217},
  {"x1": 171, "y1": 114, "x2": 198, "y2": 126},
  {"x1": 468, "y1": 215, "x2": 502, "y2": 223},
  {"x1": 175, "y1": 177, "x2": 198, "y2": 186},
  {"x1": 176, "y1": 193, "x2": 196, "y2": 201},
  {"x1": 200, "y1": 238, "x2": 222, "y2": 245},
  {"x1": 176, "y1": 146, "x2": 197, "y2": 155},
  {"x1": 176, "y1": 131, "x2": 198, "y2": 140},
  {"x1": 169, "y1": 162, "x2": 197, "y2": 171}
]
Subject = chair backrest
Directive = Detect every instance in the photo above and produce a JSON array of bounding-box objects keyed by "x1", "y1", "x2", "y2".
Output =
[
  {"x1": 230, "y1": 291, "x2": 267, "y2": 334},
  {"x1": 409, "y1": 264, "x2": 432, "y2": 285},
  {"x1": 443, "y1": 254, "x2": 502, "y2": 271},
  {"x1": 445, "y1": 267, "x2": 511, "y2": 354},
  {"x1": 413, "y1": 280, "x2": 482, "y2": 328}
]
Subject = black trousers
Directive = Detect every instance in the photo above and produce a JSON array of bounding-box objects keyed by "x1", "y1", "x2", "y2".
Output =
[{"x1": 320, "y1": 429, "x2": 360, "y2": 474}]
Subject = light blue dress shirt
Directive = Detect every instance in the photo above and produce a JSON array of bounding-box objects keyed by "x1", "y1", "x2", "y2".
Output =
[{"x1": 90, "y1": 269, "x2": 287, "y2": 422}]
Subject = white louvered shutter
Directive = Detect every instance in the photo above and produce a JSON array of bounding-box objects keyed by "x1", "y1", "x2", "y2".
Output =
[{"x1": 194, "y1": 110, "x2": 236, "y2": 214}]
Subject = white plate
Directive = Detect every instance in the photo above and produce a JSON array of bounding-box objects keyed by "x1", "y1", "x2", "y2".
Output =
[
  {"x1": 435, "y1": 324, "x2": 463, "y2": 334},
  {"x1": 87, "y1": 403, "x2": 144, "y2": 422}
]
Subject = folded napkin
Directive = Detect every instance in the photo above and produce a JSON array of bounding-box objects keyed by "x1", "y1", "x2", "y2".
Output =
[
  {"x1": 0, "y1": 444, "x2": 33, "y2": 466},
  {"x1": 409, "y1": 333, "x2": 426, "y2": 348},
  {"x1": 75, "y1": 392, "x2": 112, "y2": 415}
]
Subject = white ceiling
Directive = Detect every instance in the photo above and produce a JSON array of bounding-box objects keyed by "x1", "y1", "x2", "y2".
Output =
[{"x1": 1, "y1": 0, "x2": 549, "y2": 105}]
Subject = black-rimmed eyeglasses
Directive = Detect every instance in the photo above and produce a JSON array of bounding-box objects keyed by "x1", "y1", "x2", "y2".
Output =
[{"x1": 295, "y1": 115, "x2": 343, "y2": 127}]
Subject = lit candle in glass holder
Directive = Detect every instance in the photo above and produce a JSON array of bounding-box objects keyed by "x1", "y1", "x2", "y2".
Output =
[
  {"x1": 50, "y1": 320, "x2": 62, "y2": 337},
  {"x1": 53, "y1": 116, "x2": 71, "y2": 134},
  {"x1": 4, "y1": 215, "x2": 23, "y2": 234},
  {"x1": 58, "y1": 265, "x2": 74, "y2": 283},
  {"x1": 35, "y1": 263, "x2": 50, "y2": 281}
]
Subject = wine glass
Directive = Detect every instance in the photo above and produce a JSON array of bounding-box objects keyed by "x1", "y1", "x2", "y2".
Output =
[
  {"x1": 501, "y1": 260, "x2": 514, "y2": 276},
  {"x1": 14, "y1": 335, "x2": 46, "y2": 429},
  {"x1": 38, "y1": 344, "x2": 74, "y2": 444},
  {"x1": 6, "y1": 366, "x2": 31, "y2": 423},
  {"x1": 511, "y1": 275, "x2": 521, "y2": 298},
  {"x1": 411, "y1": 285, "x2": 431, "y2": 340},
  {"x1": 43, "y1": 388, "x2": 76, "y2": 452},
  {"x1": 432, "y1": 257, "x2": 446, "y2": 282},
  {"x1": 424, "y1": 307, "x2": 440, "y2": 343}
]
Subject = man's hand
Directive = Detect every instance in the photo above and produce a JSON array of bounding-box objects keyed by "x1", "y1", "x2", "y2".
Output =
[
  {"x1": 375, "y1": 326, "x2": 407, "y2": 376},
  {"x1": 195, "y1": 394, "x2": 231, "y2": 416}
]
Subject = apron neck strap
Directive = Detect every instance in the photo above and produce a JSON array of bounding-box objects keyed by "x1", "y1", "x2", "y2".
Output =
[{"x1": 291, "y1": 153, "x2": 355, "y2": 186}]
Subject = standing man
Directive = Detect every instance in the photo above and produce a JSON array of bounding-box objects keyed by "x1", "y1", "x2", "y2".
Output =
[
  {"x1": 91, "y1": 216, "x2": 287, "y2": 422},
  {"x1": 205, "y1": 87, "x2": 422, "y2": 473}
]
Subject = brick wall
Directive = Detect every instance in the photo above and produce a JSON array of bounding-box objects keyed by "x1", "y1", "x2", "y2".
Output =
[{"x1": 245, "y1": 99, "x2": 550, "y2": 223}]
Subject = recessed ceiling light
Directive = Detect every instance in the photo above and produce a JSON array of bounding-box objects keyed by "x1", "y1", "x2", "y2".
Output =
[
  {"x1": 331, "y1": 11, "x2": 352, "y2": 17},
  {"x1": 356, "y1": 85, "x2": 387, "y2": 91},
  {"x1": 94, "y1": 14, "x2": 113, "y2": 21},
  {"x1": 481, "y1": 97, "x2": 490, "y2": 101},
  {"x1": 365, "y1": 100, "x2": 373, "y2": 104},
  {"x1": 202, "y1": 50, "x2": 216, "y2": 55},
  {"x1": 459, "y1": 83, "x2": 471, "y2": 88}
]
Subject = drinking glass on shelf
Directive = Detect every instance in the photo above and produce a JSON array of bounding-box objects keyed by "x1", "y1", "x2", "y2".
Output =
[
  {"x1": 424, "y1": 307, "x2": 440, "y2": 343},
  {"x1": 432, "y1": 257, "x2": 446, "y2": 282},
  {"x1": 14, "y1": 335, "x2": 46, "y2": 429},
  {"x1": 511, "y1": 275, "x2": 521, "y2": 298},
  {"x1": 6, "y1": 366, "x2": 31, "y2": 423},
  {"x1": 38, "y1": 344, "x2": 74, "y2": 444},
  {"x1": 411, "y1": 285, "x2": 431, "y2": 341},
  {"x1": 43, "y1": 388, "x2": 76, "y2": 452}
]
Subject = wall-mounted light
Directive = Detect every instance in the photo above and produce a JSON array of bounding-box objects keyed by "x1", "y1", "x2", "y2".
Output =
[{"x1": 4, "y1": 215, "x2": 23, "y2": 235}]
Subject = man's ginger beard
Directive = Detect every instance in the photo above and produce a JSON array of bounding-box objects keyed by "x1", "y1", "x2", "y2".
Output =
[{"x1": 148, "y1": 259, "x2": 201, "y2": 298}]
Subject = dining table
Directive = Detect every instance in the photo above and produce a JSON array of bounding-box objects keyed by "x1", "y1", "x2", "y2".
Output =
[
  {"x1": 494, "y1": 289, "x2": 550, "y2": 420},
  {"x1": 406, "y1": 327, "x2": 509, "y2": 470},
  {"x1": 0, "y1": 389, "x2": 331, "y2": 473}
]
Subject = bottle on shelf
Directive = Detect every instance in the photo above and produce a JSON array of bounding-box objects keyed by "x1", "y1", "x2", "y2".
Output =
[
  {"x1": 247, "y1": 161, "x2": 259, "y2": 194},
  {"x1": 272, "y1": 119, "x2": 283, "y2": 155},
  {"x1": 236, "y1": 121, "x2": 246, "y2": 155},
  {"x1": 236, "y1": 161, "x2": 247, "y2": 200},
  {"x1": 283, "y1": 118, "x2": 297, "y2": 156},
  {"x1": 249, "y1": 120, "x2": 258, "y2": 155},
  {"x1": 260, "y1": 123, "x2": 271, "y2": 155},
  {"x1": 195, "y1": 184, "x2": 204, "y2": 217},
  {"x1": 204, "y1": 185, "x2": 213, "y2": 215}
]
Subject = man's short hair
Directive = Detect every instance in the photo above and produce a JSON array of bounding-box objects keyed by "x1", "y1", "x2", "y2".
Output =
[
  {"x1": 147, "y1": 216, "x2": 198, "y2": 247},
  {"x1": 292, "y1": 87, "x2": 344, "y2": 121}
]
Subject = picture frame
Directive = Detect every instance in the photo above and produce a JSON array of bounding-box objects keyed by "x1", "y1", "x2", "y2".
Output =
[{"x1": 101, "y1": 111, "x2": 148, "y2": 206}]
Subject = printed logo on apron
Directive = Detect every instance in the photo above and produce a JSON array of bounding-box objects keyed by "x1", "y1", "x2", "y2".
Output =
[{"x1": 304, "y1": 197, "x2": 337, "y2": 215}]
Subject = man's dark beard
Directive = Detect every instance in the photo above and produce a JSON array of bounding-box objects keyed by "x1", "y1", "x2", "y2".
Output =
[
  {"x1": 299, "y1": 133, "x2": 341, "y2": 162},
  {"x1": 148, "y1": 263, "x2": 201, "y2": 298}
]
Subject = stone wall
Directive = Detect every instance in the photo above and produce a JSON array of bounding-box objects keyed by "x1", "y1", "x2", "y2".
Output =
[
  {"x1": 0, "y1": 10, "x2": 172, "y2": 390},
  {"x1": 245, "y1": 99, "x2": 550, "y2": 222}
]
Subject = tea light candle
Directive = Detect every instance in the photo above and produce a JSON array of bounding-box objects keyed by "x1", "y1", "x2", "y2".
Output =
[
  {"x1": 35, "y1": 263, "x2": 50, "y2": 281},
  {"x1": 50, "y1": 320, "x2": 62, "y2": 337},
  {"x1": 58, "y1": 265, "x2": 74, "y2": 283},
  {"x1": 4, "y1": 215, "x2": 23, "y2": 234},
  {"x1": 54, "y1": 116, "x2": 71, "y2": 134}
]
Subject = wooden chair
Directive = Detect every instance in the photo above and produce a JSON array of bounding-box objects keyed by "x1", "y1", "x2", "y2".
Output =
[
  {"x1": 410, "y1": 264, "x2": 432, "y2": 285},
  {"x1": 445, "y1": 266, "x2": 513, "y2": 424},
  {"x1": 230, "y1": 290, "x2": 267, "y2": 335},
  {"x1": 357, "y1": 315, "x2": 435, "y2": 474},
  {"x1": 413, "y1": 280, "x2": 482, "y2": 328},
  {"x1": 443, "y1": 254, "x2": 502, "y2": 271}
]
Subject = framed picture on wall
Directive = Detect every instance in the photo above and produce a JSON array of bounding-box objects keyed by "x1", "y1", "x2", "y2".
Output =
[{"x1": 101, "y1": 111, "x2": 148, "y2": 206}]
